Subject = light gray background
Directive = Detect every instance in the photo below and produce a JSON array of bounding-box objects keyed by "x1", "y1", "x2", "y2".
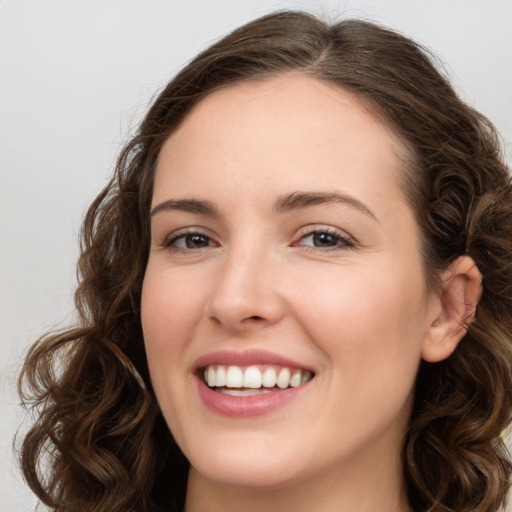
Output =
[{"x1": 1, "y1": 1, "x2": 511, "y2": 510}]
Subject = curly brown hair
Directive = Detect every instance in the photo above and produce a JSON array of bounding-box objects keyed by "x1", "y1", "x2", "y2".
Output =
[{"x1": 18, "y1": 10, "x2": 512, "y2": 512}]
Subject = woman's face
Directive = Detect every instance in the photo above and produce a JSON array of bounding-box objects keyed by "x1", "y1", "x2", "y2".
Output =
[{"x1": 141, "y1": 75, "x2": 440, "y2": 490}]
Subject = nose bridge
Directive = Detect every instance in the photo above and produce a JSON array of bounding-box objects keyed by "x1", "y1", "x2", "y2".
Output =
[{"x1": 207, "y1": 236, "x2": 284, "y2": 329}]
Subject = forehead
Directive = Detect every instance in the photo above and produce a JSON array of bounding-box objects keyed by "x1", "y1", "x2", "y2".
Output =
[{"x1": 153, "y1": 74, "x2": 410, "y2": 205}]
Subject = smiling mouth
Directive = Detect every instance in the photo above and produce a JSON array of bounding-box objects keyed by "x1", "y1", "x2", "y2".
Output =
[{"x1": 202, "y1": 364, "x2": 314, "y2": 396}]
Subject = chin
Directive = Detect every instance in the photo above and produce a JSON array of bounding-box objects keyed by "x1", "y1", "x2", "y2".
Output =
[
  {"x1": 185, "y1": 439, "x2": 306, "y2": 490},
  {"x1": 192, "y1": 461, "x2": 298, "y2": 490}
]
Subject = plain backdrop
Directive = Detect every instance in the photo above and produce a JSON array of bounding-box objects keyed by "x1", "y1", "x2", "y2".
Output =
[{"x1": 1, "y1": 1, "x2": 511, "y2": 510}]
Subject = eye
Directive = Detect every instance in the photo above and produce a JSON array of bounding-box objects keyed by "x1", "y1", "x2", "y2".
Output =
[
  {"x1": 164, "y1": 231, "x2": 217, "y2": 251},
  {"x1": 295, "y1": 229, "x2": 354, "y2": 250}
]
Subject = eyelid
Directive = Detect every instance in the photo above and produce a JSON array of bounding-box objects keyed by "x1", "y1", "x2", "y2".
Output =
[
  {"x1": 161, "y1": 227, "x2": 219, "y2": 250},
  {"x1": 158, "y1": 224, "x2": 356, "y2": 253},
  {"x1": 292, "y1": 225, "x2": 356, "y2": 250}
]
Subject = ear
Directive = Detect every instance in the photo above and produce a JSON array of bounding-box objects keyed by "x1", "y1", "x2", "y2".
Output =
[{"x1": 422, "y1": 256, "x2": 482, "y2": 363}]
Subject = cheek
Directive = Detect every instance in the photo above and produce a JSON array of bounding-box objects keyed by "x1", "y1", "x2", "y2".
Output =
[
  {"x1": 141, "y1": 267, "x2": 204, "y2": 349},
  {"x1": 140, "y1": 267, "x2": 208, "y2": 410},
  {"x1": 140, "y1": 268, "x2": 205, "y2": 431},
  {"x1": 295, "y1": 262, "x2": 427, "y2": 384}
]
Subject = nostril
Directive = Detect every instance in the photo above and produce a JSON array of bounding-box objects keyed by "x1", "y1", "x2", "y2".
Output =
[{"x1": 209, "y1": 315, "x2": 263, "y2": 325}]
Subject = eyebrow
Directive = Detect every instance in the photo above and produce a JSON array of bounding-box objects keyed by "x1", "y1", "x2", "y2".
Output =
[
  {"x1": 274, "y1": 191, "x2": 378, "y2": 221},
  {"x1": 150, "y1": 191, "x2": 378, "y2": 222},
  {"x1": 150, "y1": 198, "x2": 218, "y2": 217}
]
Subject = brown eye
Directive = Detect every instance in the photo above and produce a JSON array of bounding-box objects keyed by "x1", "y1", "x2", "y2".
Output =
[
  {"x1": 298, "y1": 230, "x2": 353, "y2": 250},
  {"x1": 165, "y1": 232, "x2": 215, "y2": 250},
  {"x1": 311, "y1": 232, "x2": 339, "y2": 247},
  {"x1": 183, "y1": 234, "x2": 211, "y2": 248}
]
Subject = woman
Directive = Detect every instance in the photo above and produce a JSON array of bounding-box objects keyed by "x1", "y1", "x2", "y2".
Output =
[{"x1": 19, "y1": 11, "x2": 512, "y2": 512}]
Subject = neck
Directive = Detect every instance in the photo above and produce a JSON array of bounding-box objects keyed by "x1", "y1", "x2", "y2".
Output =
[{"x1": 184, "y1": 443, "x2": 410, "y2": 512}]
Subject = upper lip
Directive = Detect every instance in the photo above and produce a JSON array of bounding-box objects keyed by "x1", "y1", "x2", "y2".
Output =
[{"x1": 193, "y1": 349, "x2": 314, "y2": 372}]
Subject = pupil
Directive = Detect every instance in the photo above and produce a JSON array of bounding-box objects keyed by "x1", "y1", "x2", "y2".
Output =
[
  {"x1": 187, "y1": 235, "x2": 207, "y2": 248},
  {"x1": 313, "y1": 233, "x2": 336, "y2": 247}
]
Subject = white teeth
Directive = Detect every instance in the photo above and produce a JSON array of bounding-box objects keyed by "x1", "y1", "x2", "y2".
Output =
[
  {"x1": 207, "y1": 366, "x2": 216, "y2": 387},
  {"x1": 226, "y1": 366, "x2": 243, "y2": 387},
  {"x1": 301, "y1": 370, "x2": 312, "y2": 384},
  {"x1": 216, "y1": 365, "x2": 226, "y2": 387},
  {"x1": 221, "y1": 388, "x2": 272, "y2": 396},
  {"x1": 276, "y1": 367, "x2": 291, "y2": 389},
  {"x1": 262, "y1": 367, "x2": 277, "y2": 387},
  {"x1": 289, "y1": 370, "x2": 302, "y2": 388},
  {"x1": 203, "y1": 364, "x2": 313, "y2": 390},
  {"x1": 243, "y1": 366, "x2": 262, "y2": 388}
]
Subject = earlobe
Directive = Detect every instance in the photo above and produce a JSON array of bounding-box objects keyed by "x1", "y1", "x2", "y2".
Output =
[{"x1": 422, "y1": 256, "x2": 482, "y2": 363}]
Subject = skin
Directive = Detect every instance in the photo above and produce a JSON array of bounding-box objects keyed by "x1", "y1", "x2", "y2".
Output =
[{"x1": 141, "y1": 74, "x2": 481, "y2": 512}]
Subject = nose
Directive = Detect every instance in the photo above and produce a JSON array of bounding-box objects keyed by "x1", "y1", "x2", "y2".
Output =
[{"x1": 206, "y1": 246, "x2": 286, "y2": 332}]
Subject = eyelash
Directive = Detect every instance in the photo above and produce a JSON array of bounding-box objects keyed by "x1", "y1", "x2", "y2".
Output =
[
  {"x1": 161, "y1": 227, "x2": 355, "y2": 253},
  {"x1": 293, "y1": 227, "x2": 355, "y2": 252},
  {"x1": 163, "y1": 229, "x2": 217, "y2": 252}
]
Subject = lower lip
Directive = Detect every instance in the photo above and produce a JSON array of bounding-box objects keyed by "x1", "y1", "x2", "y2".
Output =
[{"x1": 196, "y1": 378, "x2": 311, "y2": 417}]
